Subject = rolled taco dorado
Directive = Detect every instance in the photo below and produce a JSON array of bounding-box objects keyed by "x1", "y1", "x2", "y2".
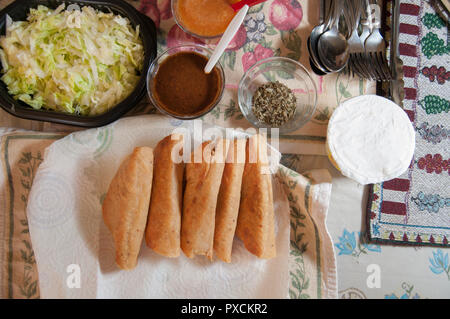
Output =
[
  {"x1": 213, "y1": 138, "x2": 246, "y2": 263},
  {"x1": 181, "y1": 138, "x2": 230, "y2": 260},
  {"x1": 146, "y1": 134, "x2": 184, "y2": 258},
  {"x1": 102, "y1": 147, "x2": 154, "y2": 270},
  {"x1": 236, "y1": 134, "x2": 276, "y2": 259}
]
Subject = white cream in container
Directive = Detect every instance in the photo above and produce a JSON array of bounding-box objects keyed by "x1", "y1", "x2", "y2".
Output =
[{"x1": 326, "y1": 95, "x2": 415, "y2": 185}]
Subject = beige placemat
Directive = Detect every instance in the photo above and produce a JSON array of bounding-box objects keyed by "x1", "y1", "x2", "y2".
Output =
[{"x1": 0, "y1": 132, "x2": 65, "y2": 298}]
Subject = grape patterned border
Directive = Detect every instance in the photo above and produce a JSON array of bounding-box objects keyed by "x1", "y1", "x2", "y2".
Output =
[
  {"x1": 418, "y1": 95, "x2": 450, "y2": 115},
  {"x1": 416, "y1": 154, "x2": 450, "y2": 175},
  {"x1": 411, "y1": 192, "x2": 450, "y2": 213},
  {"x1": 416, "y1": 122, "x2": 449, "y2": 144},
  {"x1": 367, "y1": 0, "x2": 450, "y2": 248},
  {"x1": 421, "y1": 66, "x2": 450, "y2": 85}
]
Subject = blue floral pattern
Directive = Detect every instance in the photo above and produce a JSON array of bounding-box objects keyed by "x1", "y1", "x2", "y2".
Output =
[
  {"x1": 335, "y1": 229, "x2": 381, "y2": 258},
  {"x1": 429, "y1": 249, "x2": 450, "y2": 280},
  {"x1": 384, "y1": 283, "x2": 422, "y2": 299},
  {"x1": 335, "y1": 229, "x2": 356, "y2": 256}
]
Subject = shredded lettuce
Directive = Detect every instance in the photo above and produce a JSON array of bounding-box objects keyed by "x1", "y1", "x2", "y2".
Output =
[{"x1": 0, "y1": 4, "x2": 144, "y2": 116}]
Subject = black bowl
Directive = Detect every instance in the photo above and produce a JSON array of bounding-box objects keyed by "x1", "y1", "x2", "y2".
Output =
[{"x1": 0, "y1": 0, "x2": 157, "y2": 127}]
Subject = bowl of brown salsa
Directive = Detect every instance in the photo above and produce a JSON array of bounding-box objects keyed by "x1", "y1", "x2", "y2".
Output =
[{"x1": 147, "y1": 44, "x2": 225, "y2": 120}]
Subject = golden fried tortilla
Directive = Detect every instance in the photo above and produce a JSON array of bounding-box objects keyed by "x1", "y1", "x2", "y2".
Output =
[
  {"x1": 181, "y1": 138, "x2": 230, "y2": 260},
  {"x1": 102, "y1": 147, "x2": 154, "y2": 270},
  {"x1": 146, "y1": 134, "x2": 184, "y2": 258},
  {"x1": 236, "y1": 134, "x2": 276, "y2": 259},
  {"x1": 213, "y1": 138, "x2": 246, "y2": 263}
]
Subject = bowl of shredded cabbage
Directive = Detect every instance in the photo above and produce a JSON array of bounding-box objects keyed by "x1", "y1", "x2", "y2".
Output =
[{"x1": 0, "y1": 0, "x2": 157, "y2": 127}]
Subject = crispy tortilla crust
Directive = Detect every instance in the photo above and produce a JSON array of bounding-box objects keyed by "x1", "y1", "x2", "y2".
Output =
[
  {"x1": 181, "y1": 139, "x2": 230, "y2": 260},
  {"x1": 102, "y1": 147, "x2": 154, "y2": 270},
  {"x1": 146, "y1": 134, "x2": 184, "y2": 258},
  {"x1": 236, "y1": 134, "x2": 276, "y2": 259},
  {"x1": 214, "y1": 138, "x2": 246, "y2": 263}
]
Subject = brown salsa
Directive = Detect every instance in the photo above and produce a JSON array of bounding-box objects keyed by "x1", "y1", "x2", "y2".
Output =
[{"x1": 152, "y1": 51, "x2": 222, "y2": 117}]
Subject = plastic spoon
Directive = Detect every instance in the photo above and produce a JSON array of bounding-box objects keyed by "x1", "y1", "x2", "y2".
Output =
[{"x1": 204, "y1": 5, "x2": 249, "y2": 74}]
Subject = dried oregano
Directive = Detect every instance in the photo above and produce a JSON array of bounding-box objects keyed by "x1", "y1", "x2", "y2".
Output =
[{"x1": 252, "y1": 81, "x2": 297, "y2": 126}]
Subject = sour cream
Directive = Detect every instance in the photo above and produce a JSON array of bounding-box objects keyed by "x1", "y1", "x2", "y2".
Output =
[{"x1": 326, "y1": 95, "x2": 415, "y2": 185}]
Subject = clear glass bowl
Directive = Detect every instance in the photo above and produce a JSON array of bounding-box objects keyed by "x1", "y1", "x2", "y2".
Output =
[
  {"x1": 171, "y1": 0, "x2": 223, "y2": 40},
  {"x1": 238, "y1": 57, "x2": 318, "y2": 134},
  {"x1": 147, "y1": 44, "x2": 225, "y2": 120}
]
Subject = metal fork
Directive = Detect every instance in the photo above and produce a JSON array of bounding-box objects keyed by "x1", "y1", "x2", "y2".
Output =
[
  {"x1": 364, "y1": 21, "x2": 392, "y2": 81},
  {"x1": 346, "y1": 0, "x2": 369, "y2": 78},
  {"x1": 357, "y1": 18, "x2": 376, "y2": 79},
  {"x1": 364, "y1": 1, "x2": 392, "y2": 81}
]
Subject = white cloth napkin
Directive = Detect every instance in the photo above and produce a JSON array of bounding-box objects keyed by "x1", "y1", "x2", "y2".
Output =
[{"x1": 26, "y1": 115, "x2": 292, "y2": 298}]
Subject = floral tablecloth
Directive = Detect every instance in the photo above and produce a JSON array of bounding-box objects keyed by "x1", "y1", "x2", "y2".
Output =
[{"x1": 0, "y1": 0, "x2": 375, "y2": 155}]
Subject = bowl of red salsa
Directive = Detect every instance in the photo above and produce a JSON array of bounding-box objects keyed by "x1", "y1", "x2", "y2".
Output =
[{"x1": 171, "y1": 0, "x2": 237, "y2": 39}]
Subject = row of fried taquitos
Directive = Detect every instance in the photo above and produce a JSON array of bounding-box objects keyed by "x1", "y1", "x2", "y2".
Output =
[{"x1": 102, "y1": 133, "x2": 276, "y2": 270}]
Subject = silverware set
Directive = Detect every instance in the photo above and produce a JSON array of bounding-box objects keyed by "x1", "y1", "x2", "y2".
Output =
[{"x1": 308, "y1": 0, "x2": 392, "y2": 81}]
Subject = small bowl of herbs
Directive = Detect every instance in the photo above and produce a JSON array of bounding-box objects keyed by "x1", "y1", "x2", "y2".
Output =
[{"x1": 238, "y1": 57, "x2": 317, "y2": 134}]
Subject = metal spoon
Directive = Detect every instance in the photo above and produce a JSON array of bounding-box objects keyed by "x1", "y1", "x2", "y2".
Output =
[
  {"x1": 308, "y1": 39, "x2": 328, "y2": 75},
  {"x1": 308, "y1": 0, "x2": 333, "y2": 74},
  {"x1": 317, "y1": 1, "x2": 349, "y2": 72}
]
